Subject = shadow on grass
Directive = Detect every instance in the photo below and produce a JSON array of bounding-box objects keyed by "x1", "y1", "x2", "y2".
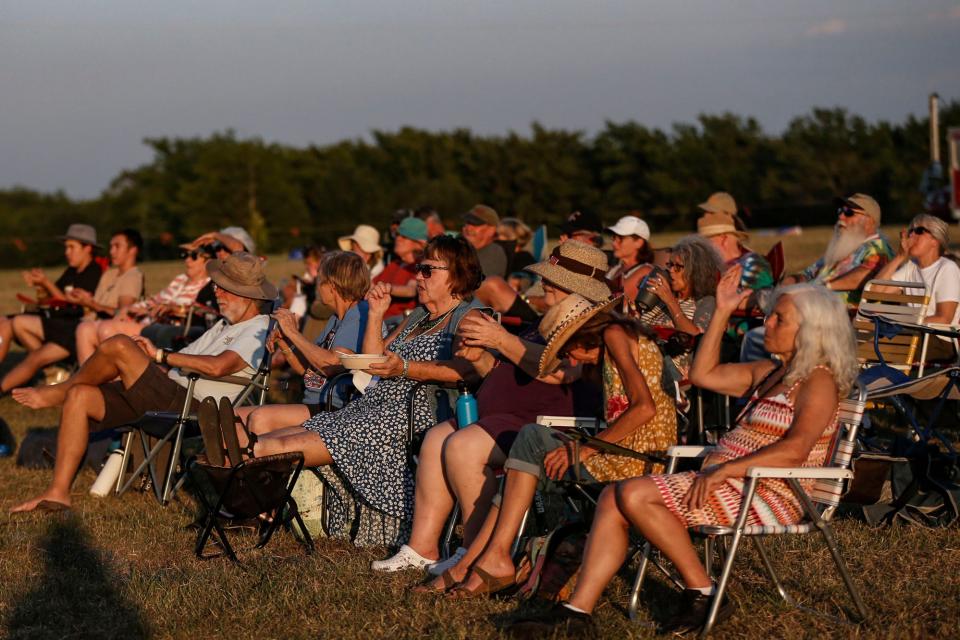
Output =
[{"x1": 6, "y1": 515, "x2": 148, "y2": 640}]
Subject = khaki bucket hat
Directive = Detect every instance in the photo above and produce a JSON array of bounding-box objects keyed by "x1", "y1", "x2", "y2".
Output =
[
  {"x1": 206, "y1": 252, "x2": 278, "y2": 301},
  {"x1": 526, "y1": 241, "x2": 612, "y2": 302},
  {"x1": 338, "y1": 225, "x2": 383, "y2": 254}
]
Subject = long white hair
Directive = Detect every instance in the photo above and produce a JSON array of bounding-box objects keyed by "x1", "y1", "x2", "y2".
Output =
[{"x1": 770, "y1": 283, "x2": 859, "y2": 397}]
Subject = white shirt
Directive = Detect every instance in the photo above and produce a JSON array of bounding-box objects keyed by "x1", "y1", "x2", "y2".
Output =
[
  {"x1": 893, "y1": 257, "x2": 960, "y2": 338},
  {"x1": 167, "y1": 315, "x2": 270, "y2": 401}
]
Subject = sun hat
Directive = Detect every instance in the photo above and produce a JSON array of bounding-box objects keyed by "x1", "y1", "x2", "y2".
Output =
[
  {"x1": 397, "y1": 217, "x2": 428, "y2": 242},
  {"x1": 697, "y1": 211, "x2": 748, "y2": 240},
  {"x1": 835, "y1": 193, "x2": 881, "y2": 225},
  {"x1": 606, "y1": 215, "x2": 651, "y2": 241},
  {"x1": 538, "y1": 294, "x2": 622, "y2": 376},
  {"x1": 338, "y1": 224, "x2": 383, "y2": 253},
  {"x1": 220, "y1": 226, "x2": 256, "y2": 253},
  {"x1": 206, "y1": 251, "x2": 278, "y2": 301},
  {"x1": 462, "y1": 204, "x2": 500, "y2": 227},
  {"x1": 560, "y1": 210, "x2": 604, "y2": 236},
  {"x1": 58, "y1": 223, "x2": 102, "y2": 249},
  {"x1": 526, "y1": 241, "x2": 613, "y2": 302},
  {"x1": 697, "y1": 192, "x2": 737, "y2": 216}
]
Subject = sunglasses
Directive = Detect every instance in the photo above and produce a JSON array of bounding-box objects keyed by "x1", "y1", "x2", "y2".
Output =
[
  {"x1": 665, "y1": 261, "x2": 685, "y2": 272},
  {"x1": 412, "y1": 263, "x2": 450, "y2": 278},
  {"x1": 179, "y1": 250, "x2": 208, "y2": 260},
  {"x1": 837, "y1": 205, "x2": 864, "y2": 218},
  {"x1": 908, "y1": 226, "x2": 930, "y2": 236}
]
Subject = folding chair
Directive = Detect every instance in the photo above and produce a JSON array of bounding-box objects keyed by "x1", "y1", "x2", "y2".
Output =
[
  {"x1": 854, "y1": 279, "x2": 930, "y2": 378},
  {"x1": 114, "y1": 348, "x2": 274, "y2": 505},
  {"x1": 628, "y1": 382, "x2": 870, "y2": 636},
  {"x1": 189, "y1": 451, "x2": 314, "y2": 561}
]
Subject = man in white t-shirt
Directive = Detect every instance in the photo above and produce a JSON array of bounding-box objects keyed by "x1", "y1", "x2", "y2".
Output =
[
  {"x1": 10, "y1": 252, "x2": 276, "y2": 513},
  {"x1": 872, "y1": 214, "x2": 959, "y2": 361}
]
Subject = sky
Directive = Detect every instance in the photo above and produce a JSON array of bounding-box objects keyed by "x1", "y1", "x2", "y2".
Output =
[{"x1": 2, "y1": 0, "x2": 960, "y2": 199}]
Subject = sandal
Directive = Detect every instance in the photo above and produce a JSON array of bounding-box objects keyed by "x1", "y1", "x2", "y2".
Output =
[
  {"x1": 445, "y1": 566, "x2": 517, "y2": 600},
  {"x1": 411, "y1": 570, "x2": 461, "y2": 595},
  {"x1": 197, "y1": 397, "x2": 225, "y2": 466}
]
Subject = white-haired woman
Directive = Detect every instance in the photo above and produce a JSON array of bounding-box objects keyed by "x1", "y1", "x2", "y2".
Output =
[
  {"x1": 510, "y1": 273, "x2": 859, "y2": 636},
  {"x1": 872, "y1": 213, "x2": 959, "y2": 361}
]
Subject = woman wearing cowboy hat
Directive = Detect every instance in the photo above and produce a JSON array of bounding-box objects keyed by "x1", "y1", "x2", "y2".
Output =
[{"x1": 438, "y1": 294, "x2": 678, "y2": 598}]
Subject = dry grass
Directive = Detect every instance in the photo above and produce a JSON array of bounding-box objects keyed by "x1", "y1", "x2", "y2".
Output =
[{"x1": 1, "y1": 226, "x2": 960, "y2": 638}]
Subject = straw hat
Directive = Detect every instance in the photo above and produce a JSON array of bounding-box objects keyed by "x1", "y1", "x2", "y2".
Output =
[
  {"x1": 697, "y1": 211, "x2": 748, "y2": 241},
  {"x1": 697, "y1": 191, "x2": 737, "y2": 216},
  {"x1": 538, "y1": 294, "x2": 621, "y2": 376},
  {"x1": 206, "y1": 252, "x2": 278, "y2": 301},
  {"x1": 526, "y1": 241, "x2": 612, "y2": 302},
  {"x1": 338, "y1": 224, "x2": 383, "y2": 253}
]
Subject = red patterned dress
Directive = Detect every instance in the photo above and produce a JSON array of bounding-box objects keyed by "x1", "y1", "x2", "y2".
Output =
[{"x1": 651, "y1": 368, "x2": 839, "y2": 527}]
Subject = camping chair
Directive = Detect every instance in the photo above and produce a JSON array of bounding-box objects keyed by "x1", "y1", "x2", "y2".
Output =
[
  {"x1": 627, "y1": 382, "x2": 869, "y2": 636},
  {"x1": 188, "y1": 451, "x2": 314, "y2": 561},
  {"x1": 764, "y1": 241, "x2": 785, "y2": 284},
  {"x1": 114, "y1": 346, "x2": 274, "y2": 505},
  {"x1": 854, "y1": 279, "x2": 930, "y2": 380}
]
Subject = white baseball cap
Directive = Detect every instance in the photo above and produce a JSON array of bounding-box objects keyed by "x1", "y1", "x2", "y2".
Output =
[{"x1": 606, "y1": 216, "x2": 650, "y2": 241}]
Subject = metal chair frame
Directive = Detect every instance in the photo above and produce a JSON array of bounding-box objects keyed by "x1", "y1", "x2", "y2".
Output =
[{"x1": 628, "y1": 382, "x2": 869, "y2": 637}]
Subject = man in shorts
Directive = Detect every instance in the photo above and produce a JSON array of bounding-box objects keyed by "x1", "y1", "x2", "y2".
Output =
[{"x1": 10, "y1": 252, "x2": 276, "y2": 513}]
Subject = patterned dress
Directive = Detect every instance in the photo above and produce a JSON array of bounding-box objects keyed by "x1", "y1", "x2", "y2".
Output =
[
  {"x1": 302, "y1": 318, "x2": 445, "y2": 545},
  {"x1": 584, "y1": 334, "x2": 677, "y2": 479},
  {"x1": 651, "y1": 368, "x2": 839, "y2": 527}
]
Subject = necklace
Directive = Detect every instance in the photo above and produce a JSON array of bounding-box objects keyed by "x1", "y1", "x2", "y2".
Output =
[{"x1": 415, "y1": 302, "x2": 459, "y2": 333}]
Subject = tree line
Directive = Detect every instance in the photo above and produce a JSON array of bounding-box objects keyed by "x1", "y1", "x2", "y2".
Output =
[{"x1": 2, "y1": 102, "x2": 956, "y2": 267}]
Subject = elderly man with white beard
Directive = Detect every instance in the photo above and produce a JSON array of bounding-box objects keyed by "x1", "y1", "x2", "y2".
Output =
[{"x1": 740, "y1": 193, "x2": 893, "y2": 361}]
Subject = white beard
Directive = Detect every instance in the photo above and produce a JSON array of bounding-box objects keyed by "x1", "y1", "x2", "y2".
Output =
[{"x1": 822, "y1": 224, "x2": 869, "y2": 270}]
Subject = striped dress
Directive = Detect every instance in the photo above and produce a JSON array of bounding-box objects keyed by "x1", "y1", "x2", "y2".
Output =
[{"x1": 652, "y1": 368, "x2": 839, "y2": 528}]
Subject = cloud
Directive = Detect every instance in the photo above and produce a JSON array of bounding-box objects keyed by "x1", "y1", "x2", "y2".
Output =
[{"x1": 805, "y1": 18, "x2": 848, "y2": 37}]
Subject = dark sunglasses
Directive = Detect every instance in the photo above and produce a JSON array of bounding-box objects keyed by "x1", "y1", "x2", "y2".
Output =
[
  {"x1": 412, "y1": 263, "x2": 450, "y2": 278},
  {"x1": 908, "y1": 226, "x2": 930, "y2": 236},
  {"x1": 179, "y1": 250, "x2": 208, "y2": 260},
  {"x1": 665, "y1": 260, "x2": 685, "y2": 272},
  {"x1": 837, "y1": 205, "x2": 864, "y2": 218}
]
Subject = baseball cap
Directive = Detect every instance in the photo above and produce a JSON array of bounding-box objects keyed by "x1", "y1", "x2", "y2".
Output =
[
  {"x1": 560, "y1": 210, "x2": 603, "y2": 236},
  {"x1": 835, "y1": 193, "x2": 881, "y2": 225},
  {"x1": 397, "y1": 217, "x2": 428, "y2": 242},
  {"x1": 606, "y1": 215, "x2": 651, "y2": 240},
  {"x1": 462, "y1": 204, "x2": 499, "y2": 227},
  {"x1": 220, "y1": 226, "x2": 256, "y2": 254}
]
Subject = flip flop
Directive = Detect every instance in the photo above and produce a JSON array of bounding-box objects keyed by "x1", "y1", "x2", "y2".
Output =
[
  {"x1": 197, "y1": 397, "x2": 225, "y2": 466},
  {"x1": 444, "y1": 566, "x2": 517, "y2": 600},
  {"x1": 412, "y1": 569, "x2": 461, "y2": 595},
  {"x1": 218, "y1": 397, "x2": 244, "y2": 467}
]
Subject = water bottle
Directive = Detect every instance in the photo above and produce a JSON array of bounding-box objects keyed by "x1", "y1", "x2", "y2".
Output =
[
  {"x1": 0, "y1": 443, "x2": 10, "y2": 458},
  {"x1": 455, "y1": 381, "x2": 478, "y2": 428},
  {"x1": 90, "y1": 449, "x2": 124, "y2": 497}
]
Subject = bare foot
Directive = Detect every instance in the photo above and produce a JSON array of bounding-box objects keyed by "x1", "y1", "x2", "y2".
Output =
[
  {"x1": 11, "y1": 384, "x2": 65, "y2": 409},
  {"x1": 10, "y1": 491, "x2": 72, "y2": 514}
]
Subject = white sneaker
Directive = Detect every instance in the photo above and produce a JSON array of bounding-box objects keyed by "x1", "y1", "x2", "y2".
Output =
[
  {"x1": 428, "y1": 546, "x2": 467, "y2": 576},
  {"x1": 370, "y1": 544, "x2": 436, "y2": 572}
]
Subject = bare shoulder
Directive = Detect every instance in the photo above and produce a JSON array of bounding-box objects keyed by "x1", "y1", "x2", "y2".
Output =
[{"x1": 796, "y1": 367, "x2": 839, "y2": 406}]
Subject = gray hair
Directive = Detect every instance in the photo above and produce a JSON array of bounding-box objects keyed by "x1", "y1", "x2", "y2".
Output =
[
  {"x1": 672, "y1": 235, "x2": 724, "y2": 300},
  {"x1": 770, "y1": 283, "x2": 859, "y2": 397},
  {"x1": 910, "y1": 214, "x2": 949, "y2": 254}
]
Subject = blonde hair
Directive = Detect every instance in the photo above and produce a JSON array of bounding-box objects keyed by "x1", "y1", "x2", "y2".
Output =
[
  {"x1": 319, "y1": 251, "x2": 371, "y2": 302},
  {"x1": 497, "y1": 218, "x2": 533, "y2": 248},
  {"x1": 771, "y1": 283, "x2": 858, "y2": 397}
]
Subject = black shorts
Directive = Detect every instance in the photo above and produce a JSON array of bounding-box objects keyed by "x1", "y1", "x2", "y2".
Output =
[
  {"x1": 93, "y1": 362, "x2": 199, "y2": 432},
  {"x1": 40, "y1": 316, "x2": 82, "y2": 358}
]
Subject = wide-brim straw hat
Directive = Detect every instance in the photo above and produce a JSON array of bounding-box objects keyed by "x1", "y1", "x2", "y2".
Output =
[
  {"x1": 206, "y1": 251, "x2": 278, "y2": 301},
  {"x1": 338, "y1": 224, "x2": 382, "y2": 253},
  {"x1": 538, "y1": 294, "x2": 621, "y2": 376},
  {"x1": 697, "y1": 211, "x2": 748, "y2": 241},
  {"x1": 58, "y1": 223, "x2": 102, "y2": 249},
  {"x1": 526, "y1": 241, "x2": 612, "y2": 303}
]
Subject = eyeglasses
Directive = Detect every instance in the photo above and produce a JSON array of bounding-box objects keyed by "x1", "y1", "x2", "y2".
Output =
[
  {"x1": 837, "y1": 205, "x2": 864, "y2": 218},
  {"x1": 908, "y1": 226, "x2": 930, "y2": 236},
  {"x1": 665, "y1": 261, "x2": 685, "y2": 272},
  {"x1": 413, "y1": 263, "x2": 450, "y2": 278}
]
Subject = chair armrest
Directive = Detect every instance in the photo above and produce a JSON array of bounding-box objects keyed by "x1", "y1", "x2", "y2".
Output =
[
  {"x1": 667, "y1": 445, "x2": 716, "y2": 459},
  {"x1": 177, "y1": 367, "x2": 266, "y2": 389},
  {"x1": 745, "y1": 466, "x2": 853, "y2": 479},
  {"x1": 537, "y1": 416, "x2": 599, "y2": 430}
]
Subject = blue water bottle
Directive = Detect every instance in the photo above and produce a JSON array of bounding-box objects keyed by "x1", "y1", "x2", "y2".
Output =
[{"x1": 456, "y1": 381, "x2": 478, "y2": 428}]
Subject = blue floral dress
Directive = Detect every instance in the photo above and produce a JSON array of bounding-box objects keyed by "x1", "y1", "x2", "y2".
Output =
[{"x1": 302, "y1": 317, "x2": 446, "y2": 545}]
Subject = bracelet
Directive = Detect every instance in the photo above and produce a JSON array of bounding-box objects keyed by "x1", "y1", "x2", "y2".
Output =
[
  {"x1": 400, "y1": 357, "x2": 410, "y2": 379},
  {"x1": 281, "y1": 348, "x2": 293, "y2": 355},
  {"x1": 161, "y1": 349, "x2": 170, "y2": 365},
  {"x1": 155, "y1": 348, "x2": 164, "y2": 364}
]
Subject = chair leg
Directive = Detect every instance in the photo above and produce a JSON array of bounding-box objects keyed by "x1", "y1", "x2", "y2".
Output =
[
  {"x1": 114, "y1": 431, "x2": 134, "y2": 494},
  {"x1": 703, "y1": 537, "x2": 714, "y2": 580},
  {"x1": 819, "y1": 525, "x2": 869, "y2": 622},
  {"x1": 510, "y1": 507, "x2": 531, "y2": 560},
  {"x1": 751, "y1": 537, "x2": 795, "y2": 606},
  {"x1": 441, "y1": 502, "x2": 460, "y2": 559},
  {"x1": 160, "y1": 420, "x2": 187, "y2": 505},
  {"x1": 628, "y1": 542, "x2": 652, "y2": 621}
]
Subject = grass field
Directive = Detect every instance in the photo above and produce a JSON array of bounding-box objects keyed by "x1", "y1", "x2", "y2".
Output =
[{"x1": 1, "y1": 225, "x2": 959, "y2": 639}]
